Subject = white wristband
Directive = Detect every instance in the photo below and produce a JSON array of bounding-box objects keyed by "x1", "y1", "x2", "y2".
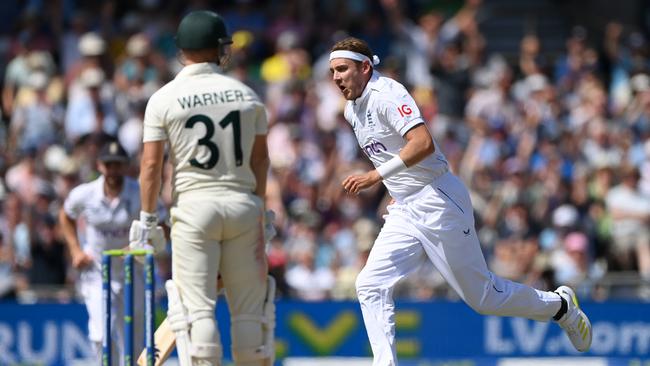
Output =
[
  {"x1": 140, "y1": 211, "x2": 158, "y2": 229},
  {"x1": 376, "y1": 156, "x2": 407, "y2": 179}
]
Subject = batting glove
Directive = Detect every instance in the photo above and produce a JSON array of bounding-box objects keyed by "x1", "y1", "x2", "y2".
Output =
[{"x1": 129, "y1": 211, "x2": 166, "y2": 253}]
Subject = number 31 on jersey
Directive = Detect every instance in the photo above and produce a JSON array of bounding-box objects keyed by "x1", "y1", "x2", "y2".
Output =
[{"x1": 184, "y1": 111, "x2": 243, "y2": 169}]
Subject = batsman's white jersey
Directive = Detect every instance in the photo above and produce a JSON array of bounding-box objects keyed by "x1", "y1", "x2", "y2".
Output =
[
  {"x1": 143, "y1": 62, "x2": 268, "y2": 199},
  {"x1": 142, "y1": 62, "x2": 271, "y2": 366},
  {"x1": 346, "y1": 71, "x2": 562, "y2": 366}
]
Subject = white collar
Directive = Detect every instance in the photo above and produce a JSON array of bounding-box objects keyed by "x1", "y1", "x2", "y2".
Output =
[
  {"x1": 354, "y1": 71, "x2": 380, "y2": 105},
  {"x1": 176, "y1": 62, "x2": 221, "y2": 79}
]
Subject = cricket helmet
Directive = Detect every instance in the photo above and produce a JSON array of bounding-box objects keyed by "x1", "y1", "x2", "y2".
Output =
[{"x1": 175, "y1": 10, "x2": 232, "y2": 50}]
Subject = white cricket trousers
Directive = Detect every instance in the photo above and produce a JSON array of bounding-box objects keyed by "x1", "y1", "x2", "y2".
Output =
[
  {"x1": 355, "y1": 172, "x2": 562, "y2": 366},
  {"x1": 170, "y1": 189, "x2": 268, "y2": 366}
]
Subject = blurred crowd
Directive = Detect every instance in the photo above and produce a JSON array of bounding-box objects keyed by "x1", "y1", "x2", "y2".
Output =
[{"x1": 0, "y1": 0, "x2": 649, "y2": 303}]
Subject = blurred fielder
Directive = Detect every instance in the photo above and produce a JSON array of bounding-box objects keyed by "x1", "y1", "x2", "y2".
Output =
[
  {"x1": 330, "y1": 37, "x2": 592, "y2": 366},
  {"x1": 132, "y1": 10, "x2": 274, "y2": 366},
  {"x1": 59, "y1": 141, "x2": 166, "y2": 365}
]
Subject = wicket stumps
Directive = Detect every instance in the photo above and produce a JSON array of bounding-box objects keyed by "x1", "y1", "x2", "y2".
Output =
[{"x1": 102, "y1": 249, "x2": 156, "y2": 366}]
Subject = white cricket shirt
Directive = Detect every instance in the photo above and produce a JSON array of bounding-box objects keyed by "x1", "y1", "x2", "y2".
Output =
[
  {"x1": 143, "y1": 63, "x2": 268, "y2": 198},
  {"x1": 63, "y1": 176, "x2": 141, "y2": 259},
  {"x1": 344, "y1": 71, "x2": 449, "y2": 200}
]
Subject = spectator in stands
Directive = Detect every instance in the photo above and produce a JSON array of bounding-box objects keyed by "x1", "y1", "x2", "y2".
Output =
[
  {"x1": 65, "y1": 32, "x2": 109, "y2": 87},
  {"x1": 0, "y1": 193, "x2": 30, "y2": 285},
  {"x1": 381, "y1": 0, "x2": 442, "y2": 89},
  {"x1": 605, "y1": 166, "x2": 650, "y2": 277},
  {"x1": 9, "y1": 71, "x2": 64, "y2": 153},
  {"x1": 27, "y1": 214, "x2": 66, "y2": 286},
  {"x1": 0, "y1": 232, "x2": 17, "y2": 301},
  {"x1": 430, "y1": 41, "x2": 471, "y2": 137},
  {"x1": 286, "y1": 246, "x2": 335, "y2": 301},
  {"x1": 64, "y1": 67, "x2": 118, "y2": 141},
  {"x1": 639, "y1": 140, "x2": 650, "y2": 197},
  {"x1": 113, "y1": 32, "x2": 166, "y2": 122},
  {"x1": 624, "y1": 73, "x2": 650, "y2": 135},
  {"x1": 551, "y1": 232, "x2": 598, "y2": 297},
  {"x1": 2, "y1": 38, "x2": 56, "y2": 117},
  {"x1": 261, "y1": 30, "x2": 311, "y2": 119},
  {"x1": 59, "y1": 11, "x2": 91, "y2": 75},
  {"x1": 4, "y1": 148, "x2": 46, "y2": 206}
]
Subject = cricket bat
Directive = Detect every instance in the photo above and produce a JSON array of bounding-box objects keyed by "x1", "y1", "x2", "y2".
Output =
[
  {"x1": 136, "y1": 317, "x2": 176, "y2": 366},
  {"x1": 137, "y1": 272, "x2": 230, "y2": 365}
]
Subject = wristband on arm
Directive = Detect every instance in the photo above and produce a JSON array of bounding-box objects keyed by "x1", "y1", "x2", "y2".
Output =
[
  {"x1": 376, "y1": 156, "x2": 407, "y2": 179},
  {"x1": 140, "y1": 211, "x2": 158, "y2": 229}
]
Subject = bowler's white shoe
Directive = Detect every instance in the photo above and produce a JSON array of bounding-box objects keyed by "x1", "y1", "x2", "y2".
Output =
[{"x1": 555, "y1": 286, "x2": 592, "y2": 352}]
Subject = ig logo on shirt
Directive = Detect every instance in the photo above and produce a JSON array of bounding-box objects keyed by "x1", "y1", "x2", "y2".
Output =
[{"x1": 398, "y1": 104, "x2": 412, "y2": 117}]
